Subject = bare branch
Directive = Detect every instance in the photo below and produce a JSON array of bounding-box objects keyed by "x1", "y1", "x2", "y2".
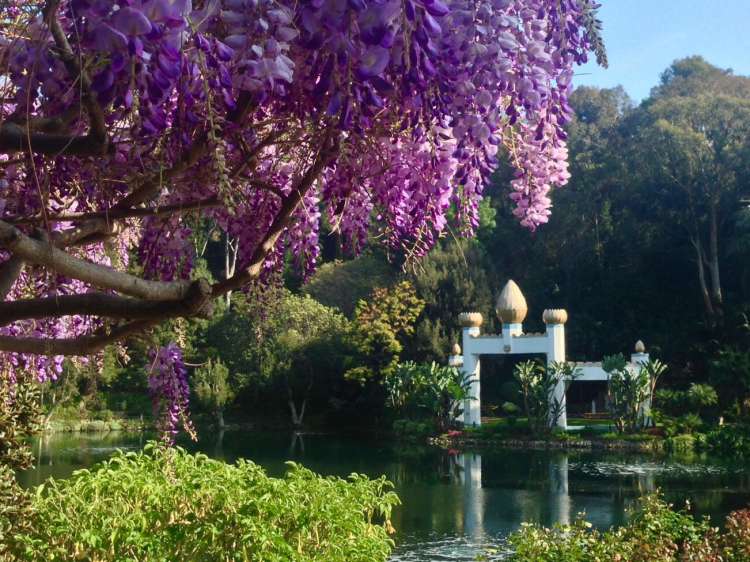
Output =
[
  {"x1": 6, "y1": 196, "x2": 220, "y2": 225},
  {"x1": 0, "y1": 279, "x2": 213, "y2": 326},
  {"x1": 0, "y1": 220, "x2": 191, "y2": 300}
]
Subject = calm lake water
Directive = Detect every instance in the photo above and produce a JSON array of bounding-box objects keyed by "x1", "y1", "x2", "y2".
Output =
[{"x1": 19, "y1": 430, "x2": 750, "y2": 561}]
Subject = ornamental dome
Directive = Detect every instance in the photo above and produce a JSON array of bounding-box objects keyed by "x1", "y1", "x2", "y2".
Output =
[
  {"x1": 451, "y1": 343, "x2": 462, "y2": 355},
  {"x1": 458, "y1": 312, "x2": 484, "y2": 328},
  {"x1": 496, "y1": 280, "x2": 528, "y2": 323},
  {"x1": 542, "y1": 309, "x2": 568, "y2": 325}
]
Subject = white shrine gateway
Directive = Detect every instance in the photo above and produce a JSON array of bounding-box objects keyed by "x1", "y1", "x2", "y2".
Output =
[{"x1": 448, "y1": 280, "x2": 650, "y2": 429}]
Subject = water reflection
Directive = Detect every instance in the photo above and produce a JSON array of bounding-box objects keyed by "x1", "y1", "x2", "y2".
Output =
[{"x1": 18, "y1": 431, "x2": 750, "y2": 562}]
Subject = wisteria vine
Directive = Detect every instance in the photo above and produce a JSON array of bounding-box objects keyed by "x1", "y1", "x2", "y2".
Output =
[{"x1": 0, "y1": 0, "x2": 604, "y2": 437}]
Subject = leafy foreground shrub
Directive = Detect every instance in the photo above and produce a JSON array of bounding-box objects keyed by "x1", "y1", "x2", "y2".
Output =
[
  {"x1": 13, "y1": 444, "x2": 400, "y2": 562},
  {"x1": 508, "y1": 494, "x2": 750, "y2": 562}
]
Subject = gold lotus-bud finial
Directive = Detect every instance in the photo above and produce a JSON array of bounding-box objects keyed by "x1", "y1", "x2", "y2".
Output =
[
  {"x1": 543, "y1": 309, "x2": 568, "y2": 325},
  {"x1": 496, "y1": 280, "x2": 528, "y2": 324},
  {"x1": 458, "y1": 312, "x2": 484, "y2": 328},
  {"x1": 451, "y1": 343, "x2": 462, "y2": 355},
  {"x1": 635, "y1": 340, "x2": 646, "y2": 353}
]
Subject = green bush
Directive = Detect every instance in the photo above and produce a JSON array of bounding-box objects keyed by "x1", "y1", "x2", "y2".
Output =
[
  {"x1": 501, "y1": 401, "x2": 520, "y2": 416},
  {"x1": 508, "y1": 494, "x2": 750, "y2": 562},
  {"x1": 392, "y1": 419, "x2": 433, "y2": 440},
  {"x1": 703, "y1": 424, "x2": 750, "y2": 457},
  {"x1": 14, "y1": 444, "x2": 400, "y2": 562},
  {"x1": 654, "y1": 384, "x2": 719, "y2": 432}
]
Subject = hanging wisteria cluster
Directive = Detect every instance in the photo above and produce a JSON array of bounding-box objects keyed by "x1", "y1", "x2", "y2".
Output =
[
  {"x1": 0, "y1": 0, "x2": 604, "y2": 436},
  {"x1": 147, "y1": 342, "x2": 195, "y2": 443}
]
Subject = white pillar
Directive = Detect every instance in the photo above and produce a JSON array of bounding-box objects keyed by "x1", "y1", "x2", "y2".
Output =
[
  {"x1": 462, "y1": 326, "x2": 481, "y2": 427},
  {"x1": 502, "y1": 322, "x2": 524, "y2": 342},
  {"x1": 546, "y1": 322, "x2": 567, "y2": 429}
]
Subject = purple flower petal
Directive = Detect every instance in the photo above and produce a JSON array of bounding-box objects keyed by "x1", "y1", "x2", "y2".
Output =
[
  {"x1": 112, "y1": 7, "x2": 153, "y2": 36},
  {"x1": 357, "y1": 45, "x2": 390, "y2": 79}
]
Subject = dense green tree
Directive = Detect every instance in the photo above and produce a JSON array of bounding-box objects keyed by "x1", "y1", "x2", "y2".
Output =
[
  {"x1": 409, "y1": 241, "x2": 495, "y2": 362},
  {"x1": 346, "y1": 282, "x2": 425, "y2": 384},
  {"x1": 303, "y1": 252, "x2": 399, "y2": 317},
  {"x1": 193, "y1": 359, "x2": 233, "y2": 428},
  {"x1": 635, "y1": 94, "x2": 750, "y2": 325}
]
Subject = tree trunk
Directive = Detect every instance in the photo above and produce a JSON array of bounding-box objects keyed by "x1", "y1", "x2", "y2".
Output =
[
  {"x1": 216, "y1": 409, "x2": 225, "y2": 429},
  {"x1": 708, "y1": 203, "x2": 723, "y2": 321},
  {"x1": 692, "y1": 236, "x2": 716, "y2": 325},
  {"x1": 224, "y1": 235, "x2": 238, "y2": 307}
]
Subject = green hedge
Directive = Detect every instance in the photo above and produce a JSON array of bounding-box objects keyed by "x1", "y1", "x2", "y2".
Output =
[{"x1": 13, "y1": 444, "x2": 399, "y2": 561}]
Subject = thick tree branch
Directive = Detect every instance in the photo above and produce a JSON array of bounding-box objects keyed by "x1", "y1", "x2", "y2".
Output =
[
  {"x1": 0, "y1": 122, "x2": 112, "y2": 156},
  {"x1": 0, "y1": 279, "x2": 213, "y2": 327},
  {"x1": 0, "y1": 319, "x2": 158, "y2": 356},
  {"x1": 7, "y1": 197, "x2": 220, "y2": 225},
  {"x1": 0, "y1": 220, "x2": 191, "y2": 300}
]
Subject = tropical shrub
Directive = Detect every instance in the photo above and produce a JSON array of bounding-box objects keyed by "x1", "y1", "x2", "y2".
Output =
[
  {"x1": 514, "y1": 361, "x2": 580, "y2": 435},
  {"x1": 655, "y1": 384, "x2": 718, "y2": 419},
  {"x1": 386, "y1": 361, "x2": 470, "y2": 432},
  {"x1": 508, "y1": 494, "x2": 750, "y2": 562},
  {"x1": 14, "y1": 444, "x2": 399, "y2": 562},
  {"x1": 603, "y1": 355, "x2": 666, "y2": 433}
]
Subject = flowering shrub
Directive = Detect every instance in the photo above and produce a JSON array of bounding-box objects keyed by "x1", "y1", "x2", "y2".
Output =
[{"x1": 13, "y1": 443, "x2": 400, "y2": 561}]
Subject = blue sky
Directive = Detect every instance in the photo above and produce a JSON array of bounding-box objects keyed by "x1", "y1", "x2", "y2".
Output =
[{"x1": 575, "y1": 0, "x2": 750, "y2": 101}]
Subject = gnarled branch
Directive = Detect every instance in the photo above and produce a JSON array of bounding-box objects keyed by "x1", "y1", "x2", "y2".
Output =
[
  {"x1": 0, "y1": 220, "x2": 191, "y2": 300},
  {"x1": 0, "y1": 279, "x2": 213, "y2": 327}
]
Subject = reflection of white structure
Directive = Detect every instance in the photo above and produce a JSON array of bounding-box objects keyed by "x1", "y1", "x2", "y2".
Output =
[
  {"x1": 457, "y1": 452, "x2": 485, "y2": 539},
  {"x1": 548, "y1": 455, "x2": 571, "y2": 526},
  {"x1": 448, "y1": 280, "x2": 650, "y2": 428}
]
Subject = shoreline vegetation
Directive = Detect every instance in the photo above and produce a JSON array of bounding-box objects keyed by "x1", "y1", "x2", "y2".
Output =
[{"x1": 38, "y1": 413, "x2": 748, "y2": 460}]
